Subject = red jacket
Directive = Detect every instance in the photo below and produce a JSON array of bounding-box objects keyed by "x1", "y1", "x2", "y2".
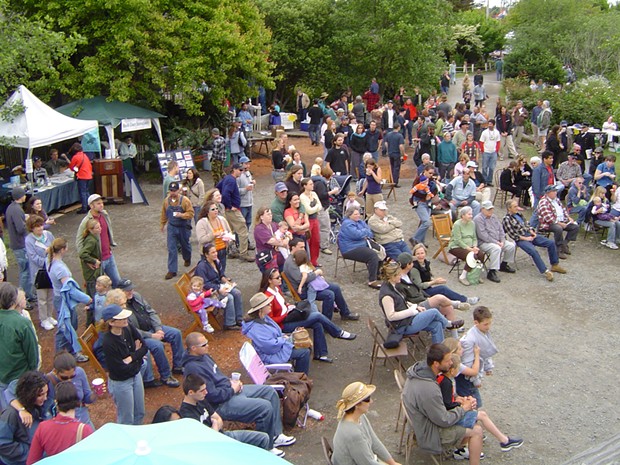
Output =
[
  {"x1": 264, "y1": 286, "x2": 290, "y2": 328},
  {"x1": 68, "y1": 151, "x2": 93, "y2": 180}
]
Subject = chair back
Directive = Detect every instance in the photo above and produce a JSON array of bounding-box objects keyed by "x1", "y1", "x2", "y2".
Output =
[
  {"x1": 431, "y1": 213, "x2": 453, "y2": 239},
  {"x1": 239, "y1": 341, "x2": 271, "y2": 385},
  {"x1": 321, "y1": 436, "x2": 334, "y2": 465},
  {"x1": 281, "y1": 272, "x2": 301, "y2": 302},
  {"x1": 78, "y1": 324, "x2": 106, "y2": 377},
  {"x1": 493, "y1": 168, "x2": 502, "y2": 187}
]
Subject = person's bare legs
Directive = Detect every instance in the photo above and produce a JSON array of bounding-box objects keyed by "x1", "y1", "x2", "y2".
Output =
[
  {"x1": 476, "y1": 410, "x2": 508, "y2": 443},
  {"x1": 426, "y1": 295, "x2": 457, "y2": 320},
  {"x1": 462, "y1": 424, "x2": 484, "y2": 465}
]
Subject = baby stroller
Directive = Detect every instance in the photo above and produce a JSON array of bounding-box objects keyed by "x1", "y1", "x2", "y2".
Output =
[{"x1": 328, "y1": 205, "x2": 343, "y2": 244}]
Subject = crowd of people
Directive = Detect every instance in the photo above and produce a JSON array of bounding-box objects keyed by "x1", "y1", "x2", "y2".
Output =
[{"x1": 1, "y1": 72, "x2": 618, "y2": 465}]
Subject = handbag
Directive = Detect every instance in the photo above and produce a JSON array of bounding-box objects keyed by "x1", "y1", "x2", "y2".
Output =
[
  {"x1": 366, "y1": 238, "x2": 387, "y2": 261},
  {"x1": 292, "y1": 327, "x2": 313, "y2": 349},
  {"x1": 34, "y1": 268, "x2": 52, "y2": 289}
]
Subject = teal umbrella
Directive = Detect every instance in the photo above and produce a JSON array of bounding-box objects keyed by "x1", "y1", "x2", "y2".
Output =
[{"x1": 38, "y1": 419, "x2": 289, "y2": 465}]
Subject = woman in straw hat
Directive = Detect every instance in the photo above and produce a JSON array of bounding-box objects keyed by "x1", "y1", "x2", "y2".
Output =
[
  {"x1": 241, "y1": 293, "x2": 311, "y2": 374},
  {"x1": 332, "y1": 382, "x2": 401, "y2": 465}
]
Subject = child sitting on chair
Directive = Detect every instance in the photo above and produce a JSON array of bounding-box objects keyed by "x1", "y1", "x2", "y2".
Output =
[
  {"x1": 92, "y1": 275, "x2": 112, "y2": 329},
  {"x1": 186, "y1": 276, "x2": 224, "y2": 333}
]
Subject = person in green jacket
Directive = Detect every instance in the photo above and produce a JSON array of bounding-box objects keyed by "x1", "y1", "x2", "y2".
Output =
[
  {"x1": 448, "y1": 207, "x2": 487, "y2": 286},
  {"x1": 78, "y1": 219, "x2": 103, "y2": 326},
  {"x1": 0, "y1": 283, "x2": 40, "y2": 410}
]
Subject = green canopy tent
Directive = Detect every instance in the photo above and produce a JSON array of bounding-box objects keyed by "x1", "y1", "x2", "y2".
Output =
[{"x1": 56, "y1": 96, "x2": 166, "y2": 157}]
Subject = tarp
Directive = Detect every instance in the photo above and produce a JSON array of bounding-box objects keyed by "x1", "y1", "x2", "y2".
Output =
[
  {"x1": 0, "y1": 85, "x2": 99, "y2": 149},
  {"x1": 56, "y1": 96, "x2": 166, "y2": 153},
  {"x1": 56, "y1": 96, "x2": 165, "y2": 129}
]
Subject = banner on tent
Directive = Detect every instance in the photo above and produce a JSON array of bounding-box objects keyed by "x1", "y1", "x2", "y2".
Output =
[{"x1": 121, "y1": 118, "x2": 151, "y2": 132}]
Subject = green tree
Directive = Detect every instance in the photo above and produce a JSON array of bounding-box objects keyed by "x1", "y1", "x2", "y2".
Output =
[
  {"x1": 11, "y1": 0, "x2": 274, "y2": 116},
  {"x1": 257, "y1": 0, "x2": 338, "y2": 107},
  {"x1": 0, "y1": 0, "x2": 80, "y2": 100},
  {"x1": 457, "y1": 9, "x2": 506, "y2": 58},
  {"x1": 503, "y1": 44, "x2": 564, "y2": 84}
]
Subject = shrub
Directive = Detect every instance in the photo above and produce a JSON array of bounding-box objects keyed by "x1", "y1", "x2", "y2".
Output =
[{"x1": 504, "y1": 44, "x2": 564, "y2": 85}]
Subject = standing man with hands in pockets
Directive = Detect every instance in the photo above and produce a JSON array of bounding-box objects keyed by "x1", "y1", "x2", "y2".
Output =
[{"x1": 160, "y1": 181, "x2": 194, "y2": 280}]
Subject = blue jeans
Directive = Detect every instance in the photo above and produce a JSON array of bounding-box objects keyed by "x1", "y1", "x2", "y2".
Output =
[
  {"x1": 412, "y1": 203, "x2": 432, "y2": 244},
  {"x1": 303, "y1": 283, "x2": 351, "y2": 320},
  {"x1": 530, "y1": 196, "x2": 541, "y2": 229},
  {"x1": 517, "y1": 235, "x2": 558, "y2": 273},
  {"x1": 143, "y1": 325, "x2": 183, "y2": 379},
  {"x1": 568, "y1": 205, "x2": 588, "y2": 225},
  {"x1": 108, "y1": 372, "x2": 145, "y2": 425},
  {"x1": 308, "y1": 124, "x2": 321, "y2": 144},
  {"x1": 240, "y1": 206, "x2": 253, "y2": 233},
  {"x1": 224, "y1": 430, "x2": 270, "y2": 450},
  {"x1": 389, "y1": 156, "x2": 401, "y2": 185},
  {"x1": 482, "y1": 151, "x2": 497, "y2": 184},
  {"x1": 383, "y1": 240, "x2": 411, "y2": 260},
  {"x1": 289, "y1": 347, "x2": 311, "y2": 374},
  {"x1": 77, "y1": 179, "x2": 90, "y2": 211},
  {"x1": 455, "y1": 373, "x2": 483, "y2": 408},
  {"x1": 13, "y1": 248, "x2": 35, "y2": 301},
  {"x1": 217, "y1": 248, "x2": 228, "y2": 274},
  {"x1": 224, "y1": 287, "x2": 243, "y2": 326},
  {"x1": 425, "y1": 285, "x2": 467, "y2": 303},
  {"x1": 595, "y1": 220, "x2": 620, "y2": 244},
  {"x1": 282, "y1": 311, "x2": 343, "y2": 358},
  {"x1": 395, "y1": 308, "x2": 448, "y2": 343},
  {"x1": 102, "y1": 254, "x2": 122, "y2": 287},
  {"x1": 405, "y1": 123, "x2": 413, "y2": 145},
  {"x1": 216, "y1": 384, "x2": 282, "y2": 448},
  {"x1": 167, "y1": 224, "x2": 192, "y2": 273}
]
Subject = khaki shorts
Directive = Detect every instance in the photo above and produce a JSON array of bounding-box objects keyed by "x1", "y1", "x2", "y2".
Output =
[{"x1": 440, "y1": 425, "x2": 467, "y2": 449}]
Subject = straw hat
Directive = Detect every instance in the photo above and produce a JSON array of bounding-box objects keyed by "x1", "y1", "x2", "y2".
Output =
[
  {"x1": 336, "y1": 382, "x2": 376, "y2": 419},
  {"x1": 248, "y1": 293, "x2": 274, "y2": 314}
]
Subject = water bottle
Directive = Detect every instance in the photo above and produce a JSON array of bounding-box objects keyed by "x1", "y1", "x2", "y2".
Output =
[{"x1": 307, "y1": 408, "x2": 324, "y2": 421}]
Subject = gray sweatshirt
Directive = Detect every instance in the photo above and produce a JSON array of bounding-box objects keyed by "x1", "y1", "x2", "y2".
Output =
[{"x1": 5, "y1": 202, "x2": 27, "y2": 250}]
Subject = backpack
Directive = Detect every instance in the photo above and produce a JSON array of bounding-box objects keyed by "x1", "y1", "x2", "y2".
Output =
[{"x1": 266, "y1": 372, "x2": 313, "y2": 427}]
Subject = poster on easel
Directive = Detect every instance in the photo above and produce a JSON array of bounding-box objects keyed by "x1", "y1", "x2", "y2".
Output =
[{"x1": 156, "y1": 149, "x2": 196, "y2": 182}]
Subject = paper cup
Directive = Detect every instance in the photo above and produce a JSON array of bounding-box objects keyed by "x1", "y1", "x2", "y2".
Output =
[
  {"x1": 231, "y1": 372, "x2": 241, "y2": 381},
  {"x1": 92, "y1": 378, "x2": 106, "y2": 396}
]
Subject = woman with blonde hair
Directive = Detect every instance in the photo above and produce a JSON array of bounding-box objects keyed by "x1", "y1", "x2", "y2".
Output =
[{"x1": 332, "y1": 382, "x2": 401, "y2": 465}]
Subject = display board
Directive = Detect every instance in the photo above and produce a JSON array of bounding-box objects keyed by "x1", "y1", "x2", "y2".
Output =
[{"x1": 156, "y1": 148, "x2": 196, "y2": 181}]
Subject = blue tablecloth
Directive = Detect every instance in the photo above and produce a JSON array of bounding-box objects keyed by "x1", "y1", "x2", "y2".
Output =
[{"x1": 31, "y1": 181, "x2": 80, "y2": 213}]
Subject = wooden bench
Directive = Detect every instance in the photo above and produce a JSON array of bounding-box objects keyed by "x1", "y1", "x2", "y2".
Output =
[{"x1": 174, "y1": 269, "x2": 223, "y2": 337}]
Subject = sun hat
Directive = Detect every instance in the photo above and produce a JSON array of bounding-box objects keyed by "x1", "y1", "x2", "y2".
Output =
[
  {"x1": 336, "y1": 382, "x2": 376, "y2": 419},
  {"x1": 248, "y1": 293, "x2": 274, "y2": 314}
]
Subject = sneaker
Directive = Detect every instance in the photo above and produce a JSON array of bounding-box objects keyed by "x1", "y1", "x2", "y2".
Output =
[
  {"x1": 41, "y1": 319, "x2": 55, "y2": 331},
  {"x1": 75, "y1": 353, "x2": 89, "y2": 363},
  {"x1": 606, "y1": 242, "x2": 619, "y2": 250},
  {"x1": 144, "y1": 379, "x2": 163, "y2": 389},
  {"x1": 203, "y1": 323, "x2": 215, "y2": 333},
  {"x1": 500, "y1": 436, "x2": 524, "y2": 451},
  {"x1": 161, "y1": 376, "x2": 180, "y2": 388},
  {"x1": 338, "y1": 330, "x2": 357, "y2": 340},
  {"x1": 341, "y1": 313, "x2": 360, "y2": 321},
  {"x1": 550, "y1": 264, "x2": 567, "y2": 274},
  {"x1": 459, "y1": 277, "x2": 471, "y2": 286},
  {"x1": 48, "y1": 317, "x2": 58, "y2": 326},
  {"x1": 270, "y1": 448, "x2": 285, "y2": 458},
  {"x1": 321, "y1": 248, "x2": 333, "y2": 255},
  {"x1": 467, "y1": 297, "x2": 480, "y2": 305},
  {"x1": 457, "y1": 302, "x2": 471, "y2": 311},
  {"x1": 447, "y1": 319, "x2": 465, "y2": 330},
  {"x1": 273, "y1": 433, "x2": 296, "y2": 447},
  {"x1": 543, "y1": 270, "x2": 554, "y2": 281},
  {"x1": 600, "y1": 239, "x2": 608, "y2": 246},
  {"x1": 453, "y1": 448, "x2": 485, "y2": 460},
  {"x1": 314, "y1": 355, "x2": 334, "y2": 363}
]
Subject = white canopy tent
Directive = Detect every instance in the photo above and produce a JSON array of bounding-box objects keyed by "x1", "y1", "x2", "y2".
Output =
[{"x1": 0, "y1": 85, "x2": 99, "y2": 157}]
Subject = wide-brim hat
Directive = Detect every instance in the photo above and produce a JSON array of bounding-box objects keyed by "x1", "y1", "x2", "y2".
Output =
[
  {"x1": 320, "y1": 92, "x2": 329, "y2": 99},
  {"x1": 336, "y1": 382, "x2": 376, "y2": 419},
  {"x1": 248, "y1": 293, "x2": 274, "y2": 314}
]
